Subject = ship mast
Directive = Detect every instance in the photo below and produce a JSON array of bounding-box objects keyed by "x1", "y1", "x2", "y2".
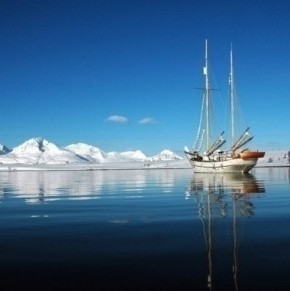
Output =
[
  {"x1": 229, "y1": 44, "x2": 235, "y2": 147},
  {"x1": 229, "y1": 45, "x2": 254, "y2": 152},
  {"x1": 204, "y1": 39, "x2": 210, "y2": 150}
]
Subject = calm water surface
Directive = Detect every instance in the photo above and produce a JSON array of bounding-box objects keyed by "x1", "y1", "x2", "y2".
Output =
[{"x1": 0, "y1": 167, "x2": 290, "y2": 290}]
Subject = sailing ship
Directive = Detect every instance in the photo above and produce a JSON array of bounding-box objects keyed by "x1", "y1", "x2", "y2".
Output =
[{"x1": 184, "y1": 40, "x2": 265, "y2": 173}]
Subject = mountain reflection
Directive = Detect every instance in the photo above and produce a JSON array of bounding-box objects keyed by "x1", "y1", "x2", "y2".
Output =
[
  {"x1": 0, "y1": 169, "x2": 181, "y2": 203},
  {"x1": 186, "y1": 173, "x2": 265, "y2": 290}
]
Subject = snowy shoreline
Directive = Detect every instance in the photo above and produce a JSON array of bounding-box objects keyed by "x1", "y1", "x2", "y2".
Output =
[
  {"x1": 0, "y1": 160, "x2": 191, "y2": 172},
  {"x1": 0, "y1": 160, "x2": 289, "y2": 172}
]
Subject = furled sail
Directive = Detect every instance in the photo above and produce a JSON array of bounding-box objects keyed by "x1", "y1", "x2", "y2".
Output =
[
  {"x1": 231, "y1": 128, "x2": 253, "y2": 152},
  {"x1": 206, "y1": 132, "x2": 226, "y2": 156}
]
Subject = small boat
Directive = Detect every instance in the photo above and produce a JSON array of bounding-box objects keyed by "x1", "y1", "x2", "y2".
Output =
[
  {"x1": 240, "y1": 150, "x2": 265, "y2": 160},
  {"x1": 184, "y1": 40, "x2": 265, "y2": 173}
]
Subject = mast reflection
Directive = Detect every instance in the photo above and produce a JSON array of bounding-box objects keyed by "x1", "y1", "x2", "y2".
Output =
[{"x1": 186, "y1": 173, "x2": 265, "y2": 290}]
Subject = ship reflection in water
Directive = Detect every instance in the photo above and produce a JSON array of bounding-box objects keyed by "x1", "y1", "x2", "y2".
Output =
[{"x1": 185, "y1": 173, "x2": 265, "y2": 291}]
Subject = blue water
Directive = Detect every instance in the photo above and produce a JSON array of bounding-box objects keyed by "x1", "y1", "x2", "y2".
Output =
[{"x1": 0, "y1": 168, "x2": 290, "y2": 290}]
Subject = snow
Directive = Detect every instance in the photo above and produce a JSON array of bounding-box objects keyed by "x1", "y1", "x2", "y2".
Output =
[
  {"x1": 0, "y1": 137, "x2": 187, "y2": 170},
  {"x1": 257, "y1": 150, "x2": 290, "y2": 167},
  {"x1": 0, "y1": 138, "x2": 86, "y2": 165},
  {"x1": 119, "y1": 150, "x2": 147, "y2": 161},
  {"x1": 65, "y1": 143, "x2": 108, "y2": 163},
  {"x1": 0, "y1": 137, "x2": 289, "y2": 171},
  {"x1": 146, "y1": 149, "x2": 183, "y2": 161}
]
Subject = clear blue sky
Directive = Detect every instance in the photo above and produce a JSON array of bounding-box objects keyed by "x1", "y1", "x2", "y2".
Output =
[{"x1": 1, "y1": 0, "x2": 290, "y2": 155}]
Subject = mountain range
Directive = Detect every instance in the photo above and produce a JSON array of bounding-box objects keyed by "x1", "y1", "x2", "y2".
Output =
[
  {"x1": 0, "y1": 137, "x2": 183, "y2": 165},
  {"x1": 1, "y1": 137, "x2": 288, "y2": 168}
]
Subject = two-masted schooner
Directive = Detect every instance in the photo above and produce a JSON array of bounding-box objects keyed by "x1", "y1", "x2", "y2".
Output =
[{"x1": 184, "y1": 40, "x2": 265, "y2": 173}]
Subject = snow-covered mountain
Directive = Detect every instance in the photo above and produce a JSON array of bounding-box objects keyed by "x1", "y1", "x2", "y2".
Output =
[
  {"x1": 119, "y1": 150, "x2": 147, "y2": 161},
  {"x1": 65, "y1": 143, "x2": 108, "y2": 163},
  {"x1": 146, "y1": 149, "x2": 183, "y2": 161},
  {"x1": 0, "y1": 137, "x2": 183, "y2": 165},
  {"x1": 107, "y1": 150, "x2": 147, "y2": 162},
  {"x1": 0, "y1": 138, "x2": 87, "y2": 165}
]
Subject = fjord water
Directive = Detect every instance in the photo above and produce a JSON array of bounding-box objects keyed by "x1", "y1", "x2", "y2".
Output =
[{"x1": 0, "y1": 168, "x2": 290, "y2": 290}]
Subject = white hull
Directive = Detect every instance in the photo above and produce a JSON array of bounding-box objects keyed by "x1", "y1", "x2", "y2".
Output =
[{"x1": 186, "y1": 156, "x2": 257, "y2": 173}]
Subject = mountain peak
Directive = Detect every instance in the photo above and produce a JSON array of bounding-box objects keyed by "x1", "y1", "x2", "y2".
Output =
[
  {"x1": 65, "y1": 143, "x2": 108, "y2": 163},
  {"x1": 0, "y1": 144, "x2": 11, "y2": 155},
  {"x1": 13, "y1": 137, "x2": 56, "y2": 154},
  {"x1": 147, "y1": 149, "x2": 183, "y2": 161}
]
